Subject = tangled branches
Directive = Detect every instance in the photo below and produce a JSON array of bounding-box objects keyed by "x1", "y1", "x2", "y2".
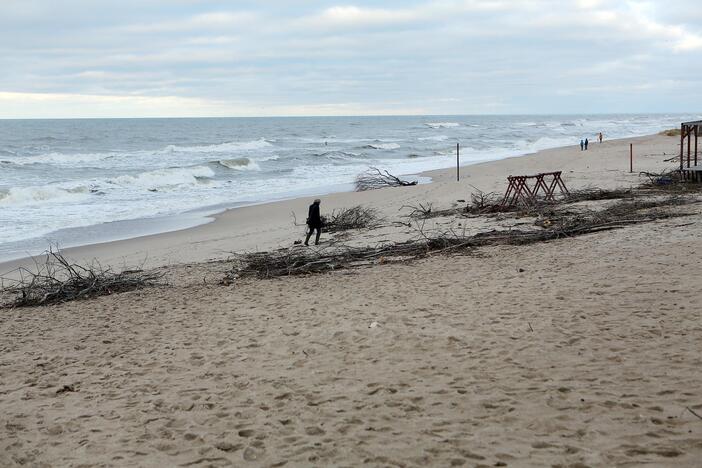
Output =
[
  {"x1": 325, "y1": 206, "x2": 383, "y2": 232},
  {"x1": 225, "y1": 195, "x2": 696, "y2": 281},
  {"x1": 1, "y1": 249, "x2": 164, "y2": 308},
  {"x1": 355, "y1": 167, "x2": 418, "y2": 191}
]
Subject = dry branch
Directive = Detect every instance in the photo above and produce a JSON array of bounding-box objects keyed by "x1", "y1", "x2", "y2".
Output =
[
  {"x1": 225, "y1": 195, "x2": 696, "y2": 281},
  {"x1": 355, "y1": 167, "x2": 417, "y2": 191},
  {"x1": 324, "y1": 205, "x2": 383, "y2": 232},
  {"x1": 1, "y1": 248, "x2": 164, "y2": 308}
]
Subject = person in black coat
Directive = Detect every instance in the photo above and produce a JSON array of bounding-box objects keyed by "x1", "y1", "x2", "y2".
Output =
[{"x1": 305, "y1": 199, "x2": 322, "y2": 246}]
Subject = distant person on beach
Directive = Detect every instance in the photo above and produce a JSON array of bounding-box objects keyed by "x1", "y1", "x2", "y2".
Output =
[
  {"x1": 598, "y1": 132, "x2": 603, "y2": 143},
  {"x1": 584, "y1": 138, "x2": 589, "y2": 150},
  {"x1": 580, "y1": 139, "x2": 584, "y2": 151},
  {"x1": 305, "y1": 199, "x2": 322, "y2": 246}
]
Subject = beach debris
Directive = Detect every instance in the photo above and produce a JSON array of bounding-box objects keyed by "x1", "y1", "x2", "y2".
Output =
[
  {"x1": 686, "y1": 407, "x2": 702, "y2": 421},
  {"x1": 224, "y1": 193, "x2": 697, "y2": 281},
  {"x1": 0, "y1": 248, "x2": 164, "y2": 308},
  {"x1": 355, "y1": 167, "x2": 417, "y2": 191},
  {"x1": 56, "y1": 384, "x2": 76, "y2": 394},
  {"x1": 324, "y1": 205, "x2": 383, "y2": 232},
  {"x1": 369, "y1": 321, "x2": 379, "y2": 328},
  {"x1": 659, "y1": 128, "x2": 682, "y2": 137}
]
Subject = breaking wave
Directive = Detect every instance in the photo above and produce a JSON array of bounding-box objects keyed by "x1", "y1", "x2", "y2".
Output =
[
  {"x1": 418, "y1": 135, "x2": 449, "y2": 142},
  {"x1": 216, "y1": 158, "x2": 260, "y2": 171},
  {"x1": 363, "y1": 143, "x2": 401, "y2": 150},
  {"x1": 162, "y1": 139, "x2": 273, "y2": 154},
  {"x1": 425, "y1": 122, "x2": 460, "y2": 129},
  {"x1": 0, "y1": 185, "x2": 91, "y2": 206},
  {"x1": 106, "y1": 166, "x2": 216, "y2": 190}
]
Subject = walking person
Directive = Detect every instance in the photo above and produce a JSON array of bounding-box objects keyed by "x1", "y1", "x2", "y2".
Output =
[
  {"x1": 598, "y1": 132, "x2": 603, "y2": 144},
  {"x1": 584, "y1": 138, "x2": 589, "y2": 150},
  {"x1": 304, "y1": 198, "x2": 323, "y2": 246},
  {"x1": 580, "y1": 139, "x2": 584, "y2": 151}
]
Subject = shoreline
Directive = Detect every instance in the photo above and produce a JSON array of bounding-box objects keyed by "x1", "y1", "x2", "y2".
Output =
[
  {"x1": 3, "y1": 129, "x2": 702, "y2": 467},
  {"x1": 0, "y1": 132, "x2": 677, "y2": 274}
]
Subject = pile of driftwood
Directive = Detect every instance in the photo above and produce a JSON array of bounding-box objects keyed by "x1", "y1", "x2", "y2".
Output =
[
  {"x1": 355, "y1": 167, "x2": 417, "y2": 191},
  {"x1": 1, "y1": 249, "x2": 163, "y2": 308},
  {"x1": 324, "y1": 205, "x2": 383, "y2": 232},
  {"x1": 226, "y1": 194, "x2": 696, "y2": 281}
]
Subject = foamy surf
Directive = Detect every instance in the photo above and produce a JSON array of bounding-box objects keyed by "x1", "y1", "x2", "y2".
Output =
[
  {"x1": 0, "y1": 113, "x2": 698, "y2": 258},
  {"x1": 216, "y1": 158, "x2": 261, "y2": 171},
  {"x1": 162, "y1": 139, "x2": 273, "y2": 154},
  {"x1": 425, "y1": 122, "x2": 460, "y2": 128},
  {"x1": 364, "y1": 143, "x2": 401, "y2": 150},
  {"x1": 107, "y1": 166, "x2": 216, "y2": 190}
]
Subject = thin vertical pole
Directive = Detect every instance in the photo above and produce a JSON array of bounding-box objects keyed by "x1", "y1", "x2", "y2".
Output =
[
  {"x1": 680, "y1": 125, "x2": 685, "y2": 171},
  {"x1": 694, "y1": 126, "x2": 698, "y2": 167},
  {"x1": 629, "y1": 143, "x2": 634, "y2": 172},
  {"x1": 456, "y1": 143, "x2": 460, "y2": 181},
  {"x1": 688, "y1": 130, "x2": 692, "y2": 168}
]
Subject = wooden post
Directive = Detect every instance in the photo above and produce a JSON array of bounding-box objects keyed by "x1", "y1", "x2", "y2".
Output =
[
  {"x1": 680, "y1": 124, "x2": 685, "y2": 171},
  {"x1": 456, "y1": 143, "x2": 460, "y2": 181},
  {"x1": 695, "y1": 126, "x2": 698, "y2": 167},
  {"x1": 629, "y1": 143, "x2": 634, "y2": 172}
]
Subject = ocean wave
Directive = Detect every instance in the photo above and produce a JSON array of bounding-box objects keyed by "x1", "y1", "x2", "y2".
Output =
[
  {"x1": 0, "y1": 184, "x2": 91, "y2": 206},
  {"x1": 314, "y1": 151, "x2": 363, "y2": 160},
  {"x1": 425, "y1": 122, "x2": 460, "y2": 129},
  {"x1": 363, "y1": 143, "x2": 401, "y2": 150},
  {"x1": 4, "y1": 151, "x2": 116, "y2": 166},
  {"x1": 216, "y1": 158, "x2": 260, "y2": 171},
  {"x1": 418, "y1": 135, "x2": 449, "y2": 142},
  {"x1": 161, "y1": 139, "x2": 273, "y2": 154},
  {"x1": 107, "y1": 166, "x2": 215, "y2": 190}
]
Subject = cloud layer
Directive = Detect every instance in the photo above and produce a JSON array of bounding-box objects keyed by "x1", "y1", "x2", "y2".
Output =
[{"x1": 0, "y1": 0, "x2": 700, "y2": 118}]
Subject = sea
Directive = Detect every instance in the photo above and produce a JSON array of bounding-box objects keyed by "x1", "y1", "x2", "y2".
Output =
[{"x1": 0, "y1": 114, "x2": 698, "y2": 262}]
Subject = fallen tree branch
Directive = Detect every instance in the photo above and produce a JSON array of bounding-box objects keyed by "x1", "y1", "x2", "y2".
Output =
[
  {"x1": 355, "y1": 167, "x2": 417, "y2": 191},
  {"x1": 1, "y1": 248, "x2": 164, "y2": 308},
  {"x1": 224, "y1": 196, "x2": 697, "y2": 281}
]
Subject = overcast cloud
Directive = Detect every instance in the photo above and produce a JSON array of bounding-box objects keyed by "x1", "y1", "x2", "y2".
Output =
[{"x1": 0, "y1": 0, "x2": 700, "y2": 118}]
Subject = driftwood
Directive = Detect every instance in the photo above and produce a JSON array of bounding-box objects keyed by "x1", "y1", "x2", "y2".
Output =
[
  {"x1": 324, "y1": 205, "x2": 383, "y2": 232},
  {"x1": 0, "y1": 248, "x2": 164, "y2": 308},
  {"x1": 225, "y1": 196, "x2": 696, "y2": 281},
  {"x1": 355, "y1": 167, "x2": 417, "y2": 191}
]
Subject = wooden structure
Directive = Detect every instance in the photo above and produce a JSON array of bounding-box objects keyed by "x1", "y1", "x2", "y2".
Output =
[
  {"x1": 500, "y1": 171, "x2": 569, "y2": 207},
  {"x1": 680, "y1": 120, "x2": 702, "y2": 182}
]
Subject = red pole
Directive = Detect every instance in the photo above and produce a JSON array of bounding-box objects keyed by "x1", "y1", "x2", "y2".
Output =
[{"x1": 629, "y1": 143, "x2": 634, "y2": 172}]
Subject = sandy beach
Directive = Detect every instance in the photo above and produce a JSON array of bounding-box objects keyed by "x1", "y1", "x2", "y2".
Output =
[{"x1": 2, "y1": 133, "x2": 702, "y2": 467}]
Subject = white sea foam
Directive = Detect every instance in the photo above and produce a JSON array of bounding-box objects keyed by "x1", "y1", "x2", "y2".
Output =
[
  {"x1": 6, "y1": 151, "x2": 115, "y2": 166},
  {"x1": 162, "y1": 139, "x2": 273, "y2": 154},
  {"x1": 0, "y1": 185, "x2": 90, "y2": 206},
  {"x1": 107, "y1": 166, "x2": 215, "y2": 190},
  {"x1": 364, "y1": 143, "x2": 401, "y2": 150},
  {"x1": 425, "y1": 122, "x2": 460, "y2": 128},
  {"x1": 418, "y1": 135, "x2": 449, "y2": 142},
  {"x1": 217, "y1": 158, "x2": 261, "y2": 171}
]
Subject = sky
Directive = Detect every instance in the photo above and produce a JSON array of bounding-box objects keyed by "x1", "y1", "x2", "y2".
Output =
[{"x1": 0, "y1": 0, "x2": 700, "y2": 118}]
